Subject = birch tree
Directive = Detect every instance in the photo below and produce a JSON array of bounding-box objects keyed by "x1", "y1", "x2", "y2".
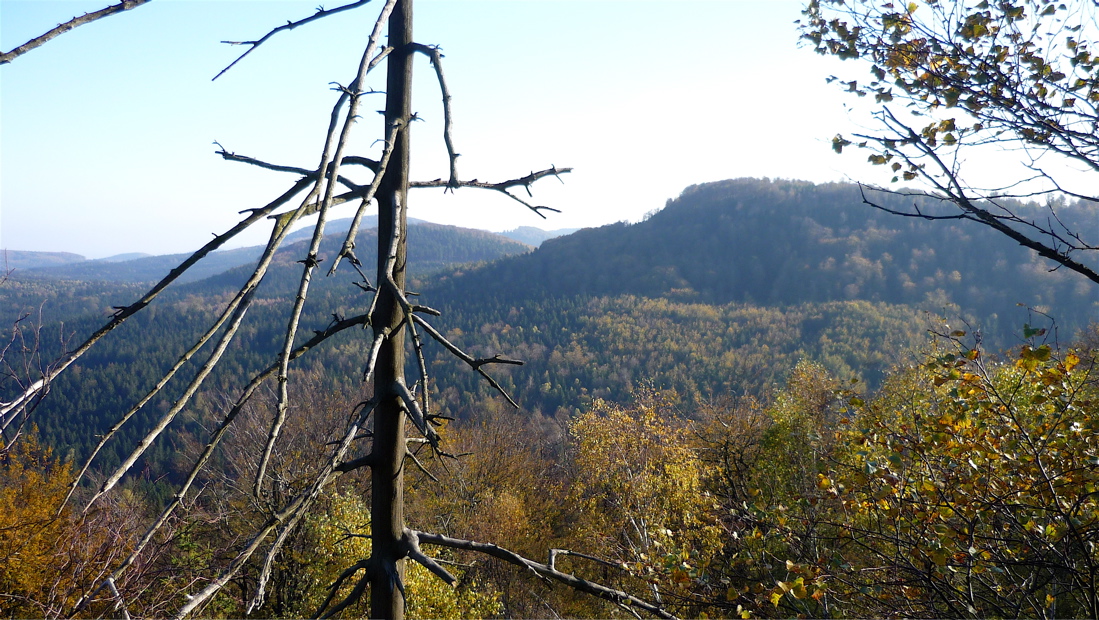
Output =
[{"x1": 804, "y1": 0, "x2": 1099, "y2": 284}]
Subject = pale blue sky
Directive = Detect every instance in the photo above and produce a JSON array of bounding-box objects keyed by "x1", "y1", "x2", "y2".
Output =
[{"x1": 2, "y1": 0, "x2": 872, "y2": 258}]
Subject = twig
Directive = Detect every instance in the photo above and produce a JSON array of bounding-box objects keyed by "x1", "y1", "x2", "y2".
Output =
[
  {"x1": 0, "y1": 173, "x2": 315, "y2": 426},
  {"x1": 1, "y1": 1, "x2": 152, "y2": 65},
  {"x1": 548, "y1": 548, "x2": 626, "y2": 572},
  {"x1": 315, "y1": 559, "x2": 371, "y2": 618},
  {"x1": 412, "y1": 530, "x2": 679, "y2": 620},
  {"x1": 412, "y1": 166, "x2": 572, "y2": 218},
  {"x1": 217, "y1": 147, "x2": 377, "y2": 186},
  {"x1": 70, "y1": 311, "x2": 371, "y2": 617},
  {"x1": 408, "y1": 319, "x2": 431, "y2": 418},
  {"x1": 212, "y1": 0, "x2": 374, "y2": 81},
  {"x1": 255, "y1": 0, "x2": 396, "y2": 498},
  {"x1": 411, "y1": 314, "x2": 523, "y2": 408},
  {"x1": 405, "y1": 448, "x2": 438, "y2": 483},
  {"x1": 410, "y1": 43, "x2": 459, "y2": 190}
]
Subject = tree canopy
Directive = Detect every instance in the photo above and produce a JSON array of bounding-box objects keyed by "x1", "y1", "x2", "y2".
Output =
[{"x1": 804, "y1": 0, "x2": 1099, "y2": 283}]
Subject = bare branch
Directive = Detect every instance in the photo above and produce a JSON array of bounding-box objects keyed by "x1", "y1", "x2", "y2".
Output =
[
  {"x1": 103, "y1": 577, "x2": 132, "y2": 620},
  {"x1": 412, "y1": 530, "x2": 679, "y2": 620},
  {"x1": 211, "y1": 149, "x2": 571, "y2": 222},
  {"x1": 84, "y1": 286, "x2": 258, "y2": 511},
  {"x1": 401, "y1": 529, "x2": 456, "y2": 585},
  {"x1": 0, "y1": 1, "x2": 152, "y2": 65},
  {"x1": 212, "y1": 0, "x2": 374, "y2": 81},
  {"x1": 169, "y1": 374, "x2": 378, "y2": 620},
  {"x1": 405, "y1": 446, "x2": 438, "y2": 482},
  {"x1": 82, "y1": 177, "x2": 337, "y2": 512},
  {"x1": 362, "y1": 325, "x2": 393, "y2": 384},
  {"x1": 255, "y1": 1, "x2": 396, "y2": 497},
  {"x1": 548, "y1": 548, "x2": 626, "y2": 572},
  {"x1": 328, "y1": 117, "x2": 404, "y2": 275},
  {"x1": 407, "y1": 319, "x2": 431, "y2": 418},
  {"x1": 335, "y1": 452, "x2": 376, "y2": 473},
  {"x1": 83, "y1": 312, "x2": 372, "y2": 601},
  {"x1": 411, "y1": 314, "x2": 523, "y2": 408},
  {"x1": 393, "y1": 378, "x2": 438, "y2": 445},
  {"x1": 315, "y1": 559, "x2": 371, "y2": 618},
  {"x1": 216, "y1": 146, "x2": 377, "y2": 187},
  {"x1": 0, "y1": 174, "x2": 313, "y2": 433},
  {"x1": 409, "y1": 43, "x2": 459, "y2": 190},
  {"x1": 411, "y1": 166, "x2": 572, "y2": 218}
]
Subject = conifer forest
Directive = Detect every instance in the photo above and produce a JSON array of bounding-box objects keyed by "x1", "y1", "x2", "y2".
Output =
[{"x1": 2, "y1": 1, "x2": 1097, "y2": 618}]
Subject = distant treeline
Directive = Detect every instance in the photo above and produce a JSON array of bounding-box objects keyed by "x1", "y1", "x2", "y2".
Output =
[{"x1": 2, "y1": 178, "x2": 1094, "y2": 481}]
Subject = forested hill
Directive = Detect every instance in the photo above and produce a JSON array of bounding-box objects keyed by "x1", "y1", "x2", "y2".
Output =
[
  {"x1": 187, "y1": 222, "x2": 534, "y2": 299},
  {"x1": 7, "y1": 178, "x2": 1096, "y2": 469},
  {"x1": 1, "y1": 223, "x2": 533, "y2": 470},
  {"x1": 425, "y1": 178, "x2": 1097, "y2": 343},
  {"x1": 12, "y1": 217, "x2": 512, "y2": 285}
]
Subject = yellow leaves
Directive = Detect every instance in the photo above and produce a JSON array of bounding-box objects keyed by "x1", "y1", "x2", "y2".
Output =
[
  {"x1": 829, "y1": 336, "x2": 1099, "y2": 610},
  {"x1": 1064, "y1": 352, "x2": 1080, "y2": 372},
  {"x1": 296, "y1": 493, "x2": 503, "y2": 620},
  {"x1": 0, "y1": 431, "x2": 81, "y2": 616},
  {"x1": 567, "y1": 386, "x2": 723, "y2": 583},
  {"x1": 773, "y1": 577, "x2": 810, "y2": 604},
  {"x1": 791, "y1": 581, "x2": 810, "y2": 599},
  {"x1": 1020, "y1": 344, "x2": 1052, "y2": 361}
]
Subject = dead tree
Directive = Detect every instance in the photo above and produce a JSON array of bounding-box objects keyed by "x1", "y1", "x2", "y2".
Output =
[
  {"x1": 5, "y1": 2, "x2": 676, "y2": 618},
  {"x1": 0, "y1": 0, "x2": 153, "y2": 65}
]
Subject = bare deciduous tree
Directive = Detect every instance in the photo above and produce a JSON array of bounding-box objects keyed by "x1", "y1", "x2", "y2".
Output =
[{"x1": 4, "y1": 2, "x2": 677, "y2": 618}]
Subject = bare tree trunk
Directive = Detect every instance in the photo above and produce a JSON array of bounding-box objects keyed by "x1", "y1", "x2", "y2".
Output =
[{"x1": 371, "y1": 2, "x2": 413, "y2": 619}]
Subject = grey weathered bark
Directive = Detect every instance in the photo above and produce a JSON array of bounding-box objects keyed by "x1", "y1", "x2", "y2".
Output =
[
  {"x1": 0, "y1": 0, "x2": 153, "y2": 65},
  {"x1": 370, "y1": 2, "x2": 414, "y2": 619},
  {"x1": 14, "y1": 2, "x2": 674, "y2": 618}
]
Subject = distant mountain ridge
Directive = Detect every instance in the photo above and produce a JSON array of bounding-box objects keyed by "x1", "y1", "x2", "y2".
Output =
[
  {"x1": 10, "y1": 177, "x2": 1097, "y2": 469},
  {"x1": 13, "y1": 246, "x2": 266, "y2": 284},
  {"x1": 286, "y1": 217, "x2": 576, "y2": 246},
  {"x1": 2, "y1": 249, "x2": 86, "y2": 270},
  {"x1": 283, "y1": 215, "x2": 429, "y2": 243},
  {"x1": 495, "y1": 226, "x2": 580, "y2": 246},
  {"x1": 101, "y1": 253, "x2": 153, "y2": 262},
  {"x1": 424, "y1": 178, "x2": 1097, "y2": 344},
  {"x1": 10, "y1": 218, "x2": 545, "y2": 284}
]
